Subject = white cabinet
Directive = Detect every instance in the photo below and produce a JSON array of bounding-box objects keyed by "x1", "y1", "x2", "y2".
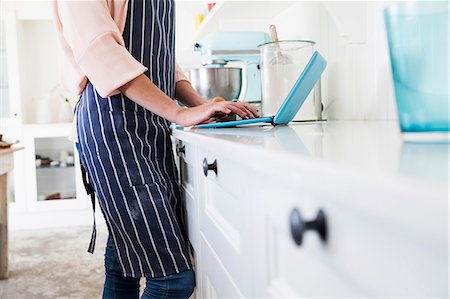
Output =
[
  {"x1": 199, "y1": 233, "x2": 245, "y2": 299},
  {"x1": 176, "y1": 140, "x2": 254, "y2": 298},
  {"x1": 0, "y1": 2, "x2": 93, "y2": 230},
  {"x1": 173, "y1": 126, "x2": 448, "y2": 298},
  {"x1": 250, "y1": 179, "x2": 360, "y2": 297},
  {"x1": 22, "y1": 124, "x2": 86, "y2": 211},
  {"x1": 196, "y1": 148, "x2": 255, "y2": 297},
  {"x1": 250, "y1": 168, "x2": 447, "y2": 297},
  {"x1": 176, "y1": 139, "x2": 202, "y2": 299},
  {"x1": 250, "y1": 169, "x2": 447, "y2": 297},
  {"x1": 0, "y1": 6, "x2": 22, "y2": 127},
  {"x1": 177, "y1": 139, "x2": 200, "y2": 249}
]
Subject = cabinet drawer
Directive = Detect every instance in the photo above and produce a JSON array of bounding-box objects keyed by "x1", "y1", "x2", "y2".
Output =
[
  {"x1": 313, "y1": 188, "x2": 447, "y2": 297},
  {"x1": 198, "y1": 151, "x2": 255, "y2": 295},
  {"x1": 177, "y1": 141, "x2": 196, "y2": 193},
  {"x1": 253, "y1": 173, "x2": 447, "y2": 297},
  {"x1": 182, "y1": 186, "x2": 199, "y2": 251},
  {"x1": 197, "y1": 149, "x2": 250, "y2": 198},
  {"x1": 253, "y1": 182, "x2": 359, "y2": 297},
  {"x1": 200, "y1": 181, "x2": 253, "y2": 295},
  {"x1": 199, "y1": 233, "x2": 244, "y2": 299}
]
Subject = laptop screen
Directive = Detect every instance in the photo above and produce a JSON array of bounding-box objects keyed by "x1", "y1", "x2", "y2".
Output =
[{"x1": 273, "y1": 51, "x2": 327, "y2": 125}]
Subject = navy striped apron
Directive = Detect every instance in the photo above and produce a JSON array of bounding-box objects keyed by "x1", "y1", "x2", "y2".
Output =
[{"x1": 75, "y1": 0, "x2": 192, "y2": 278}]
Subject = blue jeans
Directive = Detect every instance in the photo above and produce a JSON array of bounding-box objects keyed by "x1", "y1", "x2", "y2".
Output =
[{"x1": 103, "y1": 236, "x2": 195, "y2": 299}]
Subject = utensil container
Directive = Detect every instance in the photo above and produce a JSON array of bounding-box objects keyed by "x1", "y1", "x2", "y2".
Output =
[
  {"x1": 384, "y1": 2, "x2": 449, "y2": 138},
  {"x1": 259, "y1": 40, "x2": 321, "y2": 120}
]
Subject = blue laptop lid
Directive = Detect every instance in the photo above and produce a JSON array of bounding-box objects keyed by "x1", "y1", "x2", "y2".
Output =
[{"x1": 273, "y1": 51, "x2": 327, "y2": 124}]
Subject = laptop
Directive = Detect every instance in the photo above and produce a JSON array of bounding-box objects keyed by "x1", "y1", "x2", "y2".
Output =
[{"x1": 195, "y1": 51, "x2": 327, "y2": 129}]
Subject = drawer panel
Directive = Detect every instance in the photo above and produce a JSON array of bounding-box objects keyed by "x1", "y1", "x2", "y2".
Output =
[
  {"x1": 199, "y1": 179, "x2": 253, "y2": 295},
  {"x1": 182, "y1": 186, "x2": 199, "y2": 251},
  {"x1": 178, "y1": 141, "x2": 196, "y2": 192},
  {"x1": 199, "y1": 233, "x2": 244, "y2": 299},
  {"x1": 197, "y1": 149, "x2": 250, "y2": 198},
  {"x1": 253, "y1": 173, "x2": 447, "y2": 297},
  {"x1": 314, "y1": 190, "x2": 447, "y2": 297},
  {"x1": 253, "y1": 183, "x2": 359, "y2": 298}
]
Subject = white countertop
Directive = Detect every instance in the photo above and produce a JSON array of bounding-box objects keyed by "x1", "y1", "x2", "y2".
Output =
[{"x1": 173, "y1": 121, "x2": 449, "y2": 193}]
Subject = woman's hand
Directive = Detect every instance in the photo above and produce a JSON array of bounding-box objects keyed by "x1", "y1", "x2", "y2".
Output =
[
  {"x1": 175, "y1": 101, "x2": 260, "y2": 127},
  {"x1": 118, "y1": 74, "x2": 258, "y2": 127}
]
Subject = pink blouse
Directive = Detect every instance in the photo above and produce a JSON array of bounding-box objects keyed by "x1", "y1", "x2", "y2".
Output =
[{"x1": 53, "y1": 0, "x2": 188, "y2": 98}]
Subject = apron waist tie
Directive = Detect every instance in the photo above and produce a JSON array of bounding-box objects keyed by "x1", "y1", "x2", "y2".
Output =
[{"x1": 80, "y1": 160, "x2": 96, "y2": 254}]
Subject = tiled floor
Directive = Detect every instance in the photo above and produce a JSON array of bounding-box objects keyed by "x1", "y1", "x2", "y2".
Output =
[{"x1": 0, "y1": 225, "x2": 109, "y2": 299}]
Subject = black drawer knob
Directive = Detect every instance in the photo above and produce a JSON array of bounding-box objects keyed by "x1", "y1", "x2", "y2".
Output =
[
  {"x1": 176, "y1": 144, "x2": 185, "y2": 156},
  {"x1": 290, "y1": 208, "x2": 327, "y2": 246},
  {"x1": 203, "y1": 158, "x2": 217, "y2": 176}
]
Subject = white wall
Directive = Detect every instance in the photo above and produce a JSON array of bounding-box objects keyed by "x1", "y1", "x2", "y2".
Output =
[
  {"x1": 320, "y1": 1, "x2": 397, "y2": 121},
  {"x1": 17, "y1": 19, "x2": 60, "y2": 123},
  {"x1": 272, "y1": 1, "x2": 398, "y2": 121},
  {"x1": 175, "y1": 1, "x2": 399, "y2": 121},
  {"x1": 175, "y1": 1, "x2": 207, "y2": 68}
]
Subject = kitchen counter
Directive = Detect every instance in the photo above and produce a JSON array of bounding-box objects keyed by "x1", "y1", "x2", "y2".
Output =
[
  {"x1": 173, "y1": 121, "x2": 448, "y2": 195},
  {"x1": 172, "y1": 121, "x2": 448, "y2": 298}
]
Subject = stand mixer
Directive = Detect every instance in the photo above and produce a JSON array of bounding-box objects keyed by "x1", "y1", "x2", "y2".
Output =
[{"x1": 192, "y1": 32, "x2": 271, "y2": 102}]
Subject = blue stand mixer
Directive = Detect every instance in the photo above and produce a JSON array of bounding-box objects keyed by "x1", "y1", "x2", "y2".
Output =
[{"x1": 192, "y1": 32, "x2": 271, "y2": 102}]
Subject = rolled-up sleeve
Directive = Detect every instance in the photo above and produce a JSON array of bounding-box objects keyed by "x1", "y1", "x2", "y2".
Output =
[{"x1": 55, "y1": 0, "x2": 147, "y2": 97}]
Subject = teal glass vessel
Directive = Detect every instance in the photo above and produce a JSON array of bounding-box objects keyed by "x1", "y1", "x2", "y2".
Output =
[{"x1": 384, "y1": 1, "x2": 449, "y2": 133}]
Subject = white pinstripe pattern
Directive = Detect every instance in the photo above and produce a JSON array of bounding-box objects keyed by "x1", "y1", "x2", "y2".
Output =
[
  {"x1": 162, "y1": 0, "x2": 168, "y2": 94},
  {"x1": 133, "y1": 119, "x2": 182, "y2": 260},
  {"x1": 128, "y1": 0, "x2": 135, "y2": 55},
  {"x1": 147, "y1": 0, "x2": 177, "y2": 211},
  {"x1": 154, "y1": 0, "x2": 163, "y2": 89},
  {"x1": 164, "y1": 2, "x2": 186, "y2": 243},
  {"x1": 78, "y1": 87, "x2": 135, "y2": 277},
  {"x1": 160, "y1": 5, "x2": 193, "y2": 266},
  {"x1": 94, "y1": 88, "x2": 150, "y2": 273},
  {"x1": 140, "y1": 110, "x2": 191, "y2": 270},
  {"x1": 153, "y1": 0, "x2": 181, "y2": 215},
  {"x1": 112, "y1": 94, "x2": 175, "y2": 276},
  {"x1": 147, "y1": 0, "x2": 190, "y2": 268},
  {"x1": 170, "y1": 1, "x2": 176, "y2": 93},
  {"x1": 167, "y1": 0, "x2": 179, "y2": 178},
  {"x1": 149, "y1": 0, "x2": 156, "y2": 82},
  {"x1": 77, "y1": 0, "x2": 191, "y2": 278},
  {"x1": 78, "y1": 129, "x2": 129, "y2": 274},
  {"x1": 96, "y1": 1, "x2": 169, "y2": 275},
  {"x1": 78, "y1": 88, "x2": 133, "y2": 275},
  {"x1": 130, "y1": 0, "x2": 190, "y2": 271},
  {"x1": 139, "y1": 0, "x2": 145, "y2": 65},
  {"x1": 123, "y1": 98, "x2": 181, "y2": 273}
]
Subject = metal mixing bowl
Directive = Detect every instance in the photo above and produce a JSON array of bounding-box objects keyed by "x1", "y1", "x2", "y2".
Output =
[{"x1": 189, "y1": 67, "x2": 242, "y2": 101}]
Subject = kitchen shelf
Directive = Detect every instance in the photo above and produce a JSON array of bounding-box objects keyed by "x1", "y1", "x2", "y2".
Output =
[
  {"x1": 38, "y1": 197, "x2": 77, "y2": 202},
  {"x1": 2, "y1": 0, "x2": 91, "y2": 229},
  {"x1": 24, "y1": 123, "x2": 73, "y2": 135},
  {"x1": 36, "y1": 165, "x2": 75, "y2": 170},
  {"x1": 25, "y1": 122, "x2": 73, "y2": 127},
  {"x1": 185, "y1": 1, "x2": 295, "y2": 51},
  {"x1": 189, "y1": 1, "x2": 225, "y2": 44}
]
